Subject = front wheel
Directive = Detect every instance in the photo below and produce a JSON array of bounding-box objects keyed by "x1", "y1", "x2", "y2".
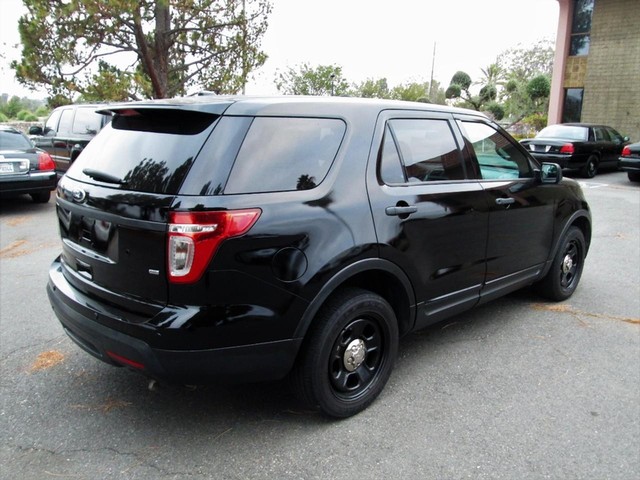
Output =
[
  {"x1": 537, "y1": 226, "x2": 586, "y2": 301},
  {"x1": 291, "y1": 288, "x2": 399, "y2": 418},
  {"x1": 628, "y1": 171, "x2": 640, "y2": 182}
]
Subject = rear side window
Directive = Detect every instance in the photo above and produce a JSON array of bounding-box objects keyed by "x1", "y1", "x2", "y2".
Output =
[
  {"x1": 72, "y1": 107, "x2": 103, "y2": 134},
  {"x1": 224, "y1": 117, "x2": 345, "y2": 194},
  {"x1": 379, "y1": 118, "x2": 465, "y2": 184},
  {"x1": 67, "y1": 109, "x2": 218, "y2": 194},
  {"x1": 58, "y1": 109, "x2": 74, "y2": 134}
]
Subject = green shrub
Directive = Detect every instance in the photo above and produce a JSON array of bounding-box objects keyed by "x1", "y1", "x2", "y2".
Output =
[
  {"x1": 0, "y1": 112, "x2": 8, "y2": 122},
  {"x1": 35, "y1": 106, "x2": 50, "y2": 117},
  {"x1": 16, "y1": 110, "x2": 31, "y2": 120},
  {"x1": 22, "y1": 113, "x2": 39, "y2": 121},
  {"x1": 523, "y1": 113, "x2": 548, "y2": 131}
]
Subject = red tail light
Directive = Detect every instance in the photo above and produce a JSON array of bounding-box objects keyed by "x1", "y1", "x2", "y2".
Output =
[
  {"x1": 167, "y1": 209, "x2": 261, "y2": 284},
  {"x1": 559, "y1": 143, "x2": 574, "y2": 154},
  {"x1": 621, "y1": 146, "x2": 631, "y2": 157},
  {"x1": 37, "y1": 151, "x2": 55, "y2": 171}
]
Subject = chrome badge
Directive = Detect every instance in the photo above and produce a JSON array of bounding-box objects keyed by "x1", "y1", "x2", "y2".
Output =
[{"x1": 72, "y1": 188, "x2": 87, "y2": 202}]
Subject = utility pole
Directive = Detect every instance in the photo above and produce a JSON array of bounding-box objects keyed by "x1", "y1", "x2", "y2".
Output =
[{"x1": 429, "y1": 42, "x2": 437, "y2": 102}]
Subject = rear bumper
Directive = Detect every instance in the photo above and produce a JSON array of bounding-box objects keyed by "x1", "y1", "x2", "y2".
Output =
[
  {"x1": 619, "y1": 157, "x2": 640, "y2": 173},
  {"x1": 0, "y1": 171, "x2": 56, "y2": 195},
  {"x1": 529, "y1": 153, "x2": 586, "y2": 169},
  {"x1": 47, "y1": 260, "x2": 302, "y2": 384}
]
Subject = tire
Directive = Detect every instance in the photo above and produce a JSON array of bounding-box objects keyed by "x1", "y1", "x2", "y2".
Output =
[
  {"x1": 581, "y1": 155, "x2": 598, "y2": 178},
  {"x1": 628, "y1": 172, "x2": 640, "y2": 182},
  {"x1": 537, "y1": 226, "x2": 586, "y2": 301},
  {"x1": 30, "y1": 191, "x2": 50, "y2": 203},
  {"x1": 291, "y1": 288, "x2": 399, "y2": 418}
]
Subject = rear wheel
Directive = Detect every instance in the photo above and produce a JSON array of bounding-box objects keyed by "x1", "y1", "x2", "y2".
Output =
[
  {"x1": 537, "y1": 226, "x2": 586, "y2": 301},
  {"x1": 291, "y1": 288, "x2": 398, "y2": 418},
  {"x1": 30, "y1": 191, "x2": 50, "y2": 203},
  {"x1": 581, "y1": 155, "x2": 599, "y2": 178}
]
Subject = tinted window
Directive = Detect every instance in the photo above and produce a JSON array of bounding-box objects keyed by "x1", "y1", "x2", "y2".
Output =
[
  {"x1": 605, "y1": 127, "x2": 624, "y2": 143},
  {"x1": 562, "y1": 89, "x2": 584, "y2": 123},
  {"x1": 58, "y1": 108, "x2": 74, "y2": 134},
  {"x1": 382, "y1": 119, "x2": 464, "y2": 183},
  {"x1": 45, "y1": 109, "x2": 62, "y2": 134},
  {"x1": 379, "y1": 125, "x2": 405, "y2": 184},
  {"x1": 224, "y1": 117, "x2": 345, "y2": 194},
  {"x1": 593, "y1": 127, "x2": 610, "y2": 142},
  {"x1": 0, "y1": 130, "x2": 33, "y2": 150},
  {"x1": 72, "y1": 107, "x2": 103, "y2": 134},
  {"x1": 459, "y1": 121, "x2": 533, "y2": 180},
  {"x1": 67, "y1": 109, "x2": 218, "y2": 194}
]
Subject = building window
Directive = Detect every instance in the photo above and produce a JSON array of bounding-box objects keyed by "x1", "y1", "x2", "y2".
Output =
[
  {"x1": 562, "y1": 88, "x2": 584, "y2": 122},
  {"x1": 569, "y1": 0, "x2": 594, "y2": 56}
]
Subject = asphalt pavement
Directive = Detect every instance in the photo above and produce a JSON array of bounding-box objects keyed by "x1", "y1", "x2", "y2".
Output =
[{"x1": 1, "y1": 170, "x2": 638, "y2": 480}]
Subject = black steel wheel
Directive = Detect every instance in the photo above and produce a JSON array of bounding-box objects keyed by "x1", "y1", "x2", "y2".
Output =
[
  {"x1": 537, "y1": 226, "x2": 586, "y2": 301},
  {"x1": 581, "y1": 155, "x2": 599, "y2": 178},
  {"x1": 291, "y1": 288, "x2": 398, "y2": 418}
]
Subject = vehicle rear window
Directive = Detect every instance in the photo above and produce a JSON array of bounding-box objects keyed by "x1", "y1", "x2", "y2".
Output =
[
  {"x1": 537, "y1": 125, "x2": 587, "y2": 141},
  {"x1": 224, "y1": 117, "x2": 345, "y2": 193},
  {"x1": 66, "y1": 109, "x2": 218, "y2": 194},
  {"x1": 0, "y1": 130, "x2": 32, "y2": 150}
]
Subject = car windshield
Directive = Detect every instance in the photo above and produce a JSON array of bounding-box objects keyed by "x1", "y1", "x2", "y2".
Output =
[
  {"x1": 537, "y1": 125, "x2": 588, "y2": 141},
  {"x1": 0, "y1": 130, "x2": 33, "y2": 151}
]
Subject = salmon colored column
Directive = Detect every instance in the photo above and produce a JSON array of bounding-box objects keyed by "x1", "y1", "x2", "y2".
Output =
[{"x1": 548, "y1": 0, "x2": 573, "y2": 125}]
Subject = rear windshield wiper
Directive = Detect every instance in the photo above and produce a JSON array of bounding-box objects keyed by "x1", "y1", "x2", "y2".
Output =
[{"x1": 82, "y1": 168, "x2": 127, "y2": 185}]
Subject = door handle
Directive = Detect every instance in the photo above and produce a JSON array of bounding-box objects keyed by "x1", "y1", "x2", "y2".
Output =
[
  {"x1": 495, "y1": 197, "x2": 515, "y2": 205},
  {"x1": 385, "y1": 205, "x2": 418, "y2": 216}
]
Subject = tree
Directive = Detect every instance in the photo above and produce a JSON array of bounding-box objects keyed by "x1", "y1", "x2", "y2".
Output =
[
  {"x1": 352, "y1": 78, "x2": 391, "y2": 99},
  {"x1": 275, "y1": 64, "x2": 349, "y2": 96},
  {"x1": 445, "y1": 71, "x2": 484, "y2": 110},
  {"x1": 12, "y1": 0, "x2": 272, "y2": 101},
  {"x1": 497, "y1": 39, "x2": 555, "y2": 83}
]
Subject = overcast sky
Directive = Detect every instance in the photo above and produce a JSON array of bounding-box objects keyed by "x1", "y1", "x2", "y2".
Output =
[{"x1": 0, "y1": 0, "x2": 559, "y2": 99}]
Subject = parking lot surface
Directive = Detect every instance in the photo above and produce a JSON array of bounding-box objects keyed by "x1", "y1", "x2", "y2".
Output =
[{"x1": 1, "y1": 171, "x2": 638, "y2": 479}]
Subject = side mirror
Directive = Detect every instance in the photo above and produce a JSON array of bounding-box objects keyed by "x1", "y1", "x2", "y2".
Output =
[
  {"x1": 538, "y1": 162, "x2": 563, "y2": 184},
  {"x1": 28, "y1": 125, "x2": 43, "y2": 135}
]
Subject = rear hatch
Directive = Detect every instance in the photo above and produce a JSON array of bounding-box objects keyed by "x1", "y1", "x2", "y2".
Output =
[{"x1": 56, "y1": 103, "x2": 228, "y2": 317}]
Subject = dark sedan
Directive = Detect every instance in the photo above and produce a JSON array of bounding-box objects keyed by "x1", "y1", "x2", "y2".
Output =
[
  {"x1": 619, "y1": 142, "x2": 640, "y2": 182},
  {"x1": 520, "y1": 123, "x2": 629, "y2": 178},
  {"x1": 0, "y1": 126, "x2": 57, "y2": 203}
]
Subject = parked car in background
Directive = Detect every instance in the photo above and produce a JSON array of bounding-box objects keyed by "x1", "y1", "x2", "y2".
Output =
[
  {"x1": 0, "y1": 125, "x2": 56, "y2": 203},
  {"x1": 29, "y1": 104, "x2": 111, "y2": 179},
  {"x1": 619, "y1": 142, "x2": 640, "y2": 182},
  {"x1": 47, "y1": 96, "x2": 591, "y2": 418},
  {"x1": 520, "y1": 123, "x2": 629, "y2": 178}
]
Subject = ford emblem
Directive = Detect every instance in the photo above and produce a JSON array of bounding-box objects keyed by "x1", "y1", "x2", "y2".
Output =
[{"x1": 72, "y1": 188, "x2": 86, "y2": 202}]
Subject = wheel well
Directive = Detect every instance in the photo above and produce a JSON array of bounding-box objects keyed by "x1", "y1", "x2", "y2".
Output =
[
  {"x1": 571, "y1": 216, "x2": 592, "y2": 251},
  {"x1": 336, "y1": 269, "x2": 413, "y2": 336}
]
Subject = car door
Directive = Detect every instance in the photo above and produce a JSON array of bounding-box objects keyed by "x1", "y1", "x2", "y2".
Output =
[
  {"x1": 366, "y1": 110, "x2": 489, "y2": 329},
  {"x1": 456, "y1": 116, "x2": 555, "y2": 302},
  {"x1": 53, "y1": 107, "x2": 75, "y2": 173},
  {"x1": 33, "y1": 108, "x2": 62, "y2": 153},
  {"x1": 592, "y1": 126, "x2": 618, "y2": 166}
]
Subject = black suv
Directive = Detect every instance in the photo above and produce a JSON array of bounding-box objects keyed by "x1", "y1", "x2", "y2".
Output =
[
  {"x1": 47, "y1": 96, "x2": 591, "y2": 417},
  {"x1": 29, "y1": 104, "x2": 112, "y2": 178}
]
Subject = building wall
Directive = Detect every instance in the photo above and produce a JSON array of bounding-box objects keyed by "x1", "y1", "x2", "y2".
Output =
[
  {"x1": 581, "y1": 0, "x2": 640, "y2": 140},
  {"x1": 549, "y1": 0, "x2": 640, "y2": 141}
]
